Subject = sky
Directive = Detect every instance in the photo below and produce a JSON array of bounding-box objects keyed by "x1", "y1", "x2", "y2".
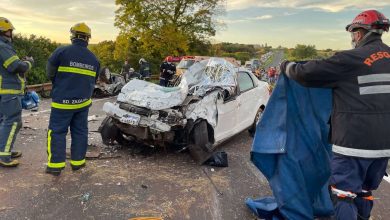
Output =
[{"x1": 1, "y1": 0, "x2": 390, "y2": 50}]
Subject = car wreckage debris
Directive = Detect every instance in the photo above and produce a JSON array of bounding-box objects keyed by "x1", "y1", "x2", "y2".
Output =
[{"x1": 203, "y1": 151, "x2": 228, "y2": 167}]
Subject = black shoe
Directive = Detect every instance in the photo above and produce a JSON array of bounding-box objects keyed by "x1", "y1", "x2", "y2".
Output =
[
  {"x1": 11, "y1": 151, "x2": 22, "y2": 158},
  {"x1": 71, "y1": 163, "x2": 86, "y2": 171},
  {"x1": 46, "y1": 167, "x2": 63, "y2": 176},
  {"x1": 0, "y1": 158, "x2": 19, "y2": 167}
]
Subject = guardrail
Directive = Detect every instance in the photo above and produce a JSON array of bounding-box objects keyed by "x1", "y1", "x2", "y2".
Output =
[
  {"x1": 26, "y1": 74, "x2": 161, "y2": 94},
  {"x1": 27, "y1": 82, "x2": 52, "y2": 93}
]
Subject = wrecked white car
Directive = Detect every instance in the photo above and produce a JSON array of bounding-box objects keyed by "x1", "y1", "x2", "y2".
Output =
[{"x1": 99, "y1": 58, "x2": 270, "y2": 163}]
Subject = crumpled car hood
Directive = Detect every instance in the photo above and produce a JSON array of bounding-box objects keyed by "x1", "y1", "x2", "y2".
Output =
[
  {"x1": 117, "y1": 58, "x2": 237, "y2": 110},
  {"x1": 117, "y1": 79, "x2": 188, "y2": 110}
]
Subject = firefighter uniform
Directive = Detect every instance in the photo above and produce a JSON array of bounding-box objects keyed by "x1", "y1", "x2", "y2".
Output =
[
  {"x1": 139, "y1": 58, "x2": 151, "y2": 79},
  {"x1": 159, "y1": 61, "x2": 176, "y2": 86},
  {"x1": 46, "y1": 23, "x2": 99, "y2": 175},
  {"x1": 282, "y1": 13, "x2": 390, "y2": 219},
  {"x1": 0, "y1": 17, "x2": 33, "y2": 167}
]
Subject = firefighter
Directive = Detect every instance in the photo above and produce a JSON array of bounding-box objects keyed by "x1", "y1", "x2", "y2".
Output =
[
  {"x1": 280, "y1": 10, "x2": 390, "y2": 219},
  {"x1": 120, "y1": 60, "x2": 131, "y2": 82},
  {"x1": 139, "y1": 58, "x2": 151, "y2": 80},
  {"x1": 46, "y1": 22, "x2": 100, "y2": 176},
  {"x1": 159, "y1": 58, "x2": 176, "y2": 87},
  {"x1": 0, "y1": 17, "x2": 34, "y2": 167}
]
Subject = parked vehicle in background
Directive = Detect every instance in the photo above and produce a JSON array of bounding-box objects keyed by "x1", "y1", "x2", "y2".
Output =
[
  {"x1": 94, "y1": 71, "x2": 126, "y2": 98},
  {"x1": 99, "y1": 58, "x2": 270, "y2": 164}
]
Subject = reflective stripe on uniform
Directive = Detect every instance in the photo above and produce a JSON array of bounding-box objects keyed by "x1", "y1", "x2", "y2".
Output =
[
  {"x1": 58, "y1": 66, "x2": 96, "y2": 77},
  {"x1": 333, "y1": 144, "x2": 390, "y2": 158},
  {"x1": 0, "y1": 152, "x2": 11, "y2": 156},
  {"x1": 358, "y1": 74, "x2": 390, "y2": 84},
  {"x1": 47, "y1": 129, "x2": 65, "y2": 168},
  {"x1": 70, "y1": 159, "x2": 86, "y2": 166},
  {"x1": 51, "y1": 99, "x2": 92, "y2": 109},
  {"x1": 3, "y1": 55, "x2": 19, "y2": 69},
  {"x1": 331, "y1": 186, "x2": 357, "y2": 199},
  {"x1": 26, "y1": 61, "x2": 32, "y2": 70},
  {"x1": 358, "y1": 74, "x2": 390, "y2": 95},
  {"x1": 0, "y1": 75, "x2": 24, "y2": 95},
  {"x1": 4, "y1": 122, "x2": 18, "y2": 153}
]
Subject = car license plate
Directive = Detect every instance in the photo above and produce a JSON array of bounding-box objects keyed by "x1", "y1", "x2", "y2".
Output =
[{"x1": 120, "y1": 113, "x2": 141, "y2": 126}]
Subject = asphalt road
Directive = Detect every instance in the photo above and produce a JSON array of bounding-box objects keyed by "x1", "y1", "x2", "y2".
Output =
[{"x1": 0, "y1": 97, "x2": 389, "y2": 220}]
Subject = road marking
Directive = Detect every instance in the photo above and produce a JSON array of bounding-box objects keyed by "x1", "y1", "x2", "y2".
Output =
[
  {"x1": 22, "y1": 97, "x2": 115, "y2": 117},
  {"x1": 384, "y1": 175, "x2": 390, "y2": 184}
]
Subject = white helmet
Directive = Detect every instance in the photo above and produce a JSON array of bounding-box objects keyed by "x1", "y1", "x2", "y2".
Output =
[{"x1": 139, "y1": 58, "x2": 146, "y2": 64}]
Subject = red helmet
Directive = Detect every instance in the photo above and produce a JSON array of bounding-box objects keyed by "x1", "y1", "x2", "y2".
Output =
[{"x1": 346, "y1": 10, "x2": 389, "y2": 33}]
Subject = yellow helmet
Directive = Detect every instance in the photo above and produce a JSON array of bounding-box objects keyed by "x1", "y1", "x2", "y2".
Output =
[
  {"x1": 70, "y1": 22, "x2": 91, "y2": 40},
  {"x1": 0, "y1": 17, "x2": 15, "y2": 32}
]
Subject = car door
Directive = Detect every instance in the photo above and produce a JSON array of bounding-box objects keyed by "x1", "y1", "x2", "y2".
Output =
[
  {"x1": 214, "y1": 91, "x2": 239, "y2": 143},
  {"x1": 236, "y1": 71, "x2": 258, "y2": 131}
]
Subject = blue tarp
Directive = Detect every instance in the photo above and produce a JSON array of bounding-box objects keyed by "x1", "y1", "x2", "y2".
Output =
[{"x1": 246, "y1": 74, "x2": 334, "y2": 219}]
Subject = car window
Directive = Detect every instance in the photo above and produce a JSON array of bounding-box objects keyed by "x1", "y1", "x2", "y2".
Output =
[
  {"x1": 177, "y1": 60, "x2": 195, "y2": 69},
  {"x1": 238, "y1": 72, "x2": 255, "y2": 92}
]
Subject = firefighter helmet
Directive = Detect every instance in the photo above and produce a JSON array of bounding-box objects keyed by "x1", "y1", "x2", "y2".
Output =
[
  {"x1": 70, "y1": 22, "x2": 91, "y2": 40},
  {"x1": 346, "y1": 10, "x2": 389, "y2": 33},
  {"x1": 139, "y1": 58, "x2": 146, "y2": 64},
  {"x1": 0, "y1": 17, "x2": 15, "y2": 32}
]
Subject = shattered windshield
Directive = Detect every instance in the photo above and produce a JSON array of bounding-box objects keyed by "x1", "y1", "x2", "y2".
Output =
[{"x1": 180, "y1": 58, "x2": 238, "y2": 97}]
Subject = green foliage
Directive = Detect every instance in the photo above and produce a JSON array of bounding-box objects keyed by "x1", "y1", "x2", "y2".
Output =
[
  {"x1": 12, "y1": 34, "x2": 60, "y2": 84},
  {"x1": 89, "y1": 41, "x2": 122, "y2": 73},
  {"x1": 209, "y1": 42, "x2": 261, "y2": 64},
  {"x1": 289, "y1": 44, "x2": 317, "y2": 60},
  {"x1": 114, "y1": 0, "x2": 225, "y2": 65}
]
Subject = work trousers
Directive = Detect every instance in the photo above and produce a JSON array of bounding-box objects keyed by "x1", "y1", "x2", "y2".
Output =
[
  {"x1": 330, "y1": 153, "x2": 389, "y2": 220},
  {"x1": 0, "y1": 94, "x2": 22, "y2": 161},
  {"x1": 47, "y1": 107, "x2": 89, "y2": 169},
  {"x1": 159, "y1": 78, "x2": 169, "y2": 87}
]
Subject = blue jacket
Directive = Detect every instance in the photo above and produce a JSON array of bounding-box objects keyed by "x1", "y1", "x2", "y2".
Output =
[
  {"x1": 246, "y1": 74, "x2": 334, "y2": 219},
  {"x1": 0, "y1": 36, "x2": 32, "y2": 95},
  {"x1": 47, "y1": 39, "x2": 99, "y2": 110},
  {"x1": 139, "y1": 62, "x2": 151, "y2": 78}
]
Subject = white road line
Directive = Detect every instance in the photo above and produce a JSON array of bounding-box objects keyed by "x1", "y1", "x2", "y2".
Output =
[
  {"x1": 22, "y1": 97, "x2": 115, "y2": 117},
  {"x1": 384, "y1": 175, "x2": 390, "y2": 184}
]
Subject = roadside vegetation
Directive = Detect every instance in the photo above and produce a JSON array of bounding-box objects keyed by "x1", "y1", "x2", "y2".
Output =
[{"x1": 11, "y1": 0, "x2": 336, "y2": 85}]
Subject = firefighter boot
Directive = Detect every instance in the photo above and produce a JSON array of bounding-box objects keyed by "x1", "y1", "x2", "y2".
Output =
[
  {"x1": 0, "y1": 158, "x2": 19, "y2": 167},
  {"x1": 71, "y1": 163, "x2": 86, "y2": 171},
  {"x1": 46, "y1": 167, "x2": 63, "y2": 176},
  {"x1": 11, "y1": 151, "x2": 22, "y2": 158}
]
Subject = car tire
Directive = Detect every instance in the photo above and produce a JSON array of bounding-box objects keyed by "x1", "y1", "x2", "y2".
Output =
[
  {"x1": 99, "y1": 116, "x2": 128, "y2": 145},
  {"x1": 93, "y1": 88, "x2": 105, "y2": 98},
  {"x1": 188, "y1": 120, "x2": 214, "y2": 165},
  {"x1": 248, "y1": 106, "x2": 264, "y2": 137}
]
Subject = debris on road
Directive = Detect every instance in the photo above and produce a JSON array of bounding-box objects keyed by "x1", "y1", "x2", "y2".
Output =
[
  {"x1": 202, "y1": 168, "x2": 223, "y2": 196},
  {"x1": 81, "y1": 192, "x2": 91, "y2": 204},
  {"x1": 88, "y1": 115, "x2": 100, "y2": 122},
  {"x1": 203, "y1": 151, "x2": 228, "y2": 167}
]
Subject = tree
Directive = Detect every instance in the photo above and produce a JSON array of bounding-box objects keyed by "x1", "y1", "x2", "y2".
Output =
[
  {"x1": 114, "y1": 0, "x2": 225, "y2": 60},
  {"x1": 291, "y1": 44, "x2": 317, "y2": 60},
  {"x1": 90, "y1": 40, "x2": 122, "y2": 73},
  {"x1": 13, "y1": 34, "x2": 60, "y2": 84}
]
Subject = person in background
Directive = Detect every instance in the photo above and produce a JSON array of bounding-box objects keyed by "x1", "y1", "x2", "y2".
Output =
[
  {"x1": 159, "y1": 58, "x2": 176, "y2": 87},
  {"x1": 120, "y1": 60, "x2": 131, "y2": 82},
  {"x1": 139, "y1": 58, "x2": 151, "y2": 80}
]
